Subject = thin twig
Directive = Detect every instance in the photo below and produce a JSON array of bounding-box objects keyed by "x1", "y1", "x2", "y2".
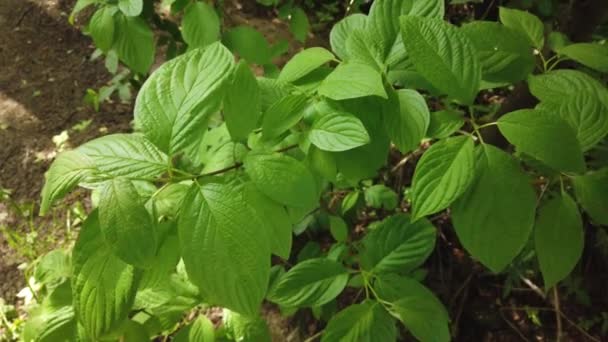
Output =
[
  {"x1": 500, "y1": 309, "x2": 530, "y2": 342},
  {"x1": 553, "y1": 287, "x2": 563, "y2": 342}
]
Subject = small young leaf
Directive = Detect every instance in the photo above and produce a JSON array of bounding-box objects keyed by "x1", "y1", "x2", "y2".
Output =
[
  {"x1": 360, "y1": 214, "x2": 436, "y2": 274},
  {"x1": 426, "y1": 110, "x2": 465, "y2": 139},
  {"x1": 535, "y1": 193, "x2": 583, "y2": 288},
  {"x1": 98, "y1": 178, "x2": 157, "y2": 268},
  {"x1": 321, "y1": 300, "x2": 396, "y2": 342},
  {"x1": 452, "y1": 145, "x2": 536, "y2": 273},
  {"x1": 223, "y1": 26, "x2": 272, "y2": 65},
  {"x1": 244, "y1": 152, "x2": 318, "y2": 208},
  {"x1": 367, "y1": 0, "x2": 411, "y2": 59},
  {"x1": 384, "y1": 89, "x2": 430, "y2": 154},
  {"x1": 118, "y1": 0, "x2": 143, "y2": 16},
  {"x1": 224, "y1": 61, "x2": 261, "y2": 141},
  {"x1": 400, "y1": 16, "x2": 481, "y2": 104},
  {"x1": 88, "y1": 7, "x2": 115, "y2": 52},
  {"x1": 114, "y1": 14, "x2": 154, "y2": 74},
  {"x1": 279, "y1": 48, "x2": 335, "y2": 83},
  {"x1": 173, "y1": 315, "x2": 215, "y2": 342},
  {"x1": 261, "y1": 94, "x2": 309, "y2": 139},
  {"x1": 268, "y1": 258, "x2": 349, "y2": 307},
  {"x1": 72, "y1": 212, "x2": 139, "y2": 339},
  {"x1": 572, "y1": 168, "x2": 608, "y2": 225},
  {"x1": 224, "y1": 310, "x2": 271, "y2": 342},
  {"x1": 318, "y1": 63, "x2": 387, "y2": 100},
  {"x1": 556, "y1": 43, "x2": 608, "y2": 73},
  {"x1": 289, "y1": 7, "x2": 309, "y2": 43},
  {"x1": 497, "y1": 109, "x2": 585, "y2": 173},
  {"x1": 410, "y1": 136, "x2": 476, "y2": 220},
  {"x1": 363, "y1": 185, "x2": 398, "y2": 210},
  {"x1": 329, "y1": 216, "x2": 348, "y2": 242},
  {"x1": 330, "y1": 14, "x2": 367, "y2": 60},
  {"x1": 499, "y1": 6, "x2": 544, "y2": 49},
  {"x1": 309, "y1": 112, "x2": 370, "y2": 152},
  {"x1": 182, "y1": 2, "x2": 220, "y2": 49}
]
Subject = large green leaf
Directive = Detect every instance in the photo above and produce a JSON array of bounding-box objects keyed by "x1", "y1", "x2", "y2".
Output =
[
  {"x1": 40, "y1": 150, "x2": 95, "y2": 215},
  {"x1": 114, "y1": 14, "x2": 154, "y2": 74},
  {"x1": 224, "y1": 61, "x2": 261, "y2": 141},
  {"x1": 134, "y1": 43, "x2": 234, "y2": 156},
  {"x1": 410, "y1": 0, "x2": 445, "y2": 19},
  {"x1": 88, "y1": 7, "x2": 115, "y2": 52},
  {"x1": 309, "y1": 112, "x2": 370, "y2": 152},
  {"x1": 367, "y1": 0, "x2": 412, "y2": 59},
  {"x1": 528, "y1": 70, "x2": 608, "y2": 109},
  {"x1": 384, "y1": 89, "x2": 430, "y2": 154},
  {"x1": 375, "y1": 275, "x2": 449, "y2": 342},
  {"x1": 497, "y1": 109, "x2": 585, "y2": 173},
  {"x1": 410, "y1": 136, "x2": 476, "y2": 220},
  {"x1": 400, "y1": 16, "x2": 481, "y2": 104},
  {"x1": 72, "y1": 212, "x2": 140, "y2": 339},
  {"x1": 289, "y1": 7, "x2": 310, "y2": 43},
  {"x1": 572, "y1": 168, "x2": 608, "y2": 225},
  {"x1": 535, "y1": 193, "x2": 583, "y2": 288},
  {"x1": 426, "y1": 110, "x2": 465, "y2": 139},
  {"x1": 223, "y1": 26, "x2": 271, "y2": 65},
  {"x1": 461, "y1": 21, "x2": 535, "y2": 83},
  {"x1": 321, "y1": 300, "x2": 396, "y2": 342},
  {"x1": 499, "y1": 6, "x2": 544, "y2": 49},
  {"x1": 174, "y1": 315, "x2": 215, "y2": 342},
  {"x1": 360, "y1": 214, "x2": 436, "y2": 274},
  {"x1": 330, "y1": 14, "x2": 367, "y2": 60},
  {"x1": 318, "y1": 63, "x2": 387, "y2": 100},
  {"x1": 118, "y1": 0, "x2": 142, "y2": 16},
  {"x1": 279, "y1": 48, "x2": 335, "y2": 83},
  {"x1": 224, "y1": 310, "x2": 270, "y2": 342},
  {"x1": 452, "y1": 145, "x2": 536, "y2": 272},
  {"x1": 244, "y1": 184, "x2": 292, "y2": 259},
  {"x1": 178, "y1": 182, "x2": 270, "y2": 316},
  {"x1": 345, "y1": 29, "x2": 384, "y2": 71},
  {"x1": 98, "y1": 178, "x2": 157, "y2": 268},
  {"x1": 77, "y1": 133, "x2": 168, "y2": 179},
  {"x1": 268, "y1": 258, "x2": 348, "y2": 307},
  {"x1": 182, "y1": 2, "x2": 220, "y2": 49},
  {"x1": 261, "y1": 94, "x2": 309, "y2": 139},
  {"x1": 244, "y1": 152, "x2": 317, "y2": 208},
  {"x1": 557, "y1": 43, "x2": 608, "y2": 73}
]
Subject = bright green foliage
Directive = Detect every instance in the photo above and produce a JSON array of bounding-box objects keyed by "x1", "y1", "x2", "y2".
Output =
[
  {"x1": 573, "y1": 169, "x2": 608, "y2": 225},
  {"x1": 309, "y1": 112, "x2": 370, "y2": 152},
  {"x1": 279, "y1": 48, "x2": 335, "y2": 83},
  {"x1": 556, "y1": 43, "x2": 608, "y2": 73},
  {"x1": 262, "y1": 94, "x2": 309, "y2": 139},
  {"x1": 88, "y1": 6, "x2": 115, "y2": 52},
  {"x1": 499, "y1": 6, "x2": 545, "y2": 49},
  {"x1": 318, "y1": 63, "x2": 387, "y2": 100},
  {"x1": 384, "y1": 89, "x2": 430, "y2": 153},
  {"x1": 322, "y1": 300, "x2": 397, "y2": 342},
  {"x1": 410, "y1": 136, "x2": 476, "y2": 220},
  {"x1": 224, "y1": 61, "x2": 261, "y2": 141},
  {"x1": 427, "y1": 110, "x2": 464, "y2": 139},
  {"x1": 400, "y1": 16, "x2": 481, "y2": 104},
  {"x1": 534, "y1": 193, "x2": 584, "y2": 288},
  {"x1": 363, "y1": 185, "x2": 398, "y2": 210},
  {"x1": 174, "y1": 315, "x2": 215, "y2": 341},
  {"x1": 182, "y1": 2, "x2": 221, "y2": 49},
  {"x1": 223, "y1": 26, "x2": 272, "y2": 65},
  {"x1": 452, "y1": 145, "x2": 536, "y2": 272},
  {"x1": 330, "y1": 14, "x2": 367, "y2": 60},
  {"x1": 224, "y1": 310, "x2": 271, "y2": 342},
  {"x1": 114, "y1": 15, "x2": 155, "y2": 74}
]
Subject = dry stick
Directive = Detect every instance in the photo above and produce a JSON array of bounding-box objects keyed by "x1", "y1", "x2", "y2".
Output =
[
  {"x1": 500, "y1": 309, "x2": 531, "y2": 342},
  {"x1": 554, "y1": 287, "x2": 563, "y2": 342}
]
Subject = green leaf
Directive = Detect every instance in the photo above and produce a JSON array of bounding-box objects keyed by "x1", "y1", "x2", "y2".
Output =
[
  {"x1": 174, "y1": 315, "x2": 215, "y2": 342},
  {"x1": 118, "y1": 0, "x2": 143, "y2": 16},
  {"x1": 363, "y1": 185, "x2": 398, "y2": 210},
  {"x1": 223, "y1": 26, "x2": 272, "y2": 65},
  {"x1": 269, "y1": 258, "x2": 349, "y2": 307},
  {"x1": 134, "y1": 43, "x2": 234, "y2": 155},
  {"x1": 410, "y1": 0, "x2": 445, "y2": 19},
  {"x1": 375, "y1": 275, "x2": 449, "y2": 342},
  {"x1": 499, "y1": 6, "x2": 544, "y2": 49},
  {"x1": 452, "y1": 145, "x2": 536, "y2": 272},
  {"x1": 122, "y1": 321, "x2": 149, "y2": 342},
  {"x1": 329, "y1": 216, "x2": 348, "y2": 242},
  {"x1": 557, "y1": 43, "x2": 608, "y2": 73},
  {"x1": 114, "y1": 14, "x2": 154, "y2": 74},
  {"x1": 400, "y1": 16, "x2": 481, "y2": 104},
  {"x1": 23, "y1": 305, "x2": 76, "y2": 342},
  {"x1": 70, "y1": 0, "x2": 98, "y2": 24},
  {"x1": 536, "y1": 93, "x2": 608, "y2": 151},
  {"x1": 461, "y1": 21, "x2": 535, "y2": 83},
  {"x1": 384, "y1": 89, "x2": 430, "y2": 154},
  {"x1": 244, "y1": 184, "x2": 292, "y2": 259},
  {"x1": 224, "y1": 61, "x2": 261, "y2": 141},
  {"x1": 345, "y1": 29, "x2": 384, "y2": 71},
  {"x1": 367, "y1": 0, "x2": 411, "y2": 59},
  {"x1": 321, "y1": 300, "x2": 396, "y2": 342},
  {"x1": 318, "y1": 63, "x2": 387, "y2": 100},
  {"x1": 330, "y1": 14, "x2": 367, "y2": 60},
  {"x1": 98, "y1": 178, "x2": 157, "y2": 268},
  {"x1": 72, "y1": 212, "x2": 140, "y2": 339},
  {"x1": 261, "y1": 94, "x2": 309, "y2": 139},
  {"x1": 244, "y1": 152, "x2": 317, "y2": 208},
  {"x1": 279, "y1": 48, "x2": 335, "y2": 83},
  {"x1": 528, "y1": 70, "x2": 608, "y2": 109},
  {"x1": 88, "y1": 7, "x2": 115, "y2": 52},
  {"x1": 410, "y1": 136, "x2": 476, "y2": 220},
  {"x1": 307, "y1": 146, "x2": 337, "y2": 181},
  {"x1": 40, "y1": 150, "x2": 95, "y2": 215},
  {"x1": 289, "y1": 7, "x2": 310, "y2": 43},
  {"x1": 178, "y1": 182, "x2": 270, "y2": 316},
  {"x1": 535, "y1": 193, "x2": 583, "y2": 288},
  {"x1": 224, "y1": 310, "x2": 270, "y2": 342},
  {"x1": 257, "y1": 77, "x2": 296, "y2": 112},
  {"x1": 426, "y1": 110, "x2": 465, "y2": 139},
  {"x1": 309, "y1": 112, "x2": 370, "y2": 152},
  {"x1": 182, "y1": 2, "x2": 220, "y2": 49},
  {"x1": 77, "y1": 133, "x2": 168, "y2": 179},
  {"x1": 497, "y1": 109, "x2": 585, "y2": 173},
  {"x1": 361, "y1": 214, "x2": 436, "y2": 274},
  {"x1": 572, "y1": 168, "x2": 608, "y2": 225}
]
